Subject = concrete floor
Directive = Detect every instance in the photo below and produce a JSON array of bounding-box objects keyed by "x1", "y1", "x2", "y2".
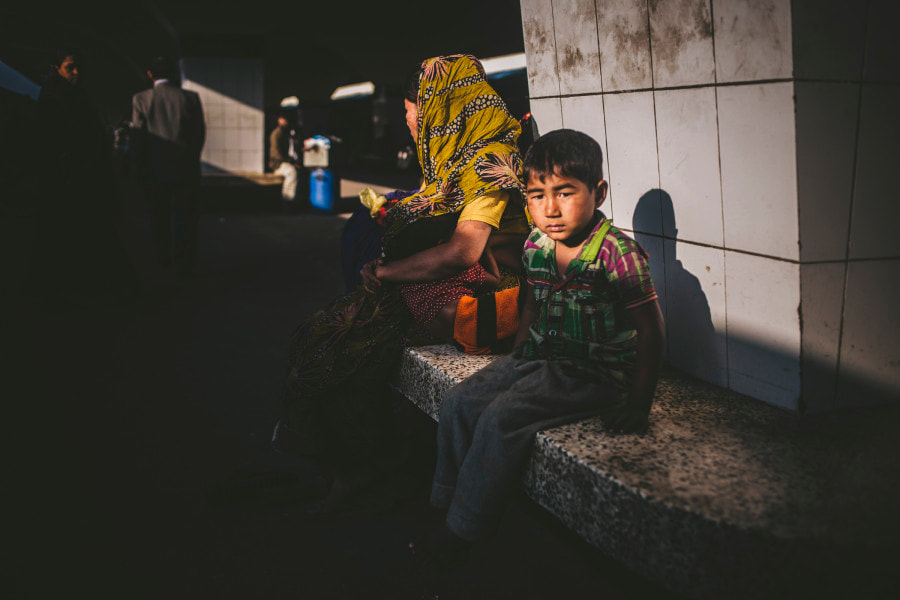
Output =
[{"x1": 6, "y1": 183, "x2": 680, "y2": 599}]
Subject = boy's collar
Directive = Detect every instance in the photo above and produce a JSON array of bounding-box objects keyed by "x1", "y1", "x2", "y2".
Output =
[{"x1": 574, "y1": 211, "x2": 609, "y2": 263}]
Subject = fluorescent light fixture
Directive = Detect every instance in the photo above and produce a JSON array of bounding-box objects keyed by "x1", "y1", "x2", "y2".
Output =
[
  {"x1": 280, "y1": 96, "x2": 300, "y2": 107},
  {"x1": 330, "y1": 81, "x2": 375, "y2": 101},
  {"x1": 480, "y1": 53, "x2": 526, "y2": 76}
]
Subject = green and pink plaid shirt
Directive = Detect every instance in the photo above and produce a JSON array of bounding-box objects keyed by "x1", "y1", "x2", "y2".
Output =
[{"x1": 515, "y1": 213, "x2": 657, "y2": 389}]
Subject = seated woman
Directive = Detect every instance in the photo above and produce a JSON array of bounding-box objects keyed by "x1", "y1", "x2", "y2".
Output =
[{"x1": 276, "y1": 54, "x2": 528, "y2": 511}]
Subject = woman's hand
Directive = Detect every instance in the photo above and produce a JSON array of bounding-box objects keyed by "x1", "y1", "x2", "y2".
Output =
[
  {"x1": 360, "y1": 259, "x2": 382, "y2": 293},
  {"x1": 478, "y1": 247, "x2": 500, "y2": 292}
]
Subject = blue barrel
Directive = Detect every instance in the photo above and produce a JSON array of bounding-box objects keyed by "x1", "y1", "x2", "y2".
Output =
[{"x1": 309, "y1": 168, "x2": 334, "y2": 211}]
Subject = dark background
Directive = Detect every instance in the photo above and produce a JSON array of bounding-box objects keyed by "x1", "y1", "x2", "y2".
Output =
[{"x1": 0, "y1": 0, "x2": 526, "y2": 126}]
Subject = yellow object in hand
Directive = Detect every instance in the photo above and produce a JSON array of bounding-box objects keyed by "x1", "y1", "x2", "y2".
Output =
[{"x1": 359, "y1": 187, "x2": 387, "y2": 217}]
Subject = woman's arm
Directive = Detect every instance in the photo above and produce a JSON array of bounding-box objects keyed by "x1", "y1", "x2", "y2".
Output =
[{"x1": 371, "y1": 220, "x2": 493, "y2": 285}]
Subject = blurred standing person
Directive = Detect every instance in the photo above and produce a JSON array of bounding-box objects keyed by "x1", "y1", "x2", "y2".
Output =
[
  {"x1": 34, "y1": 49, "x2": 131, "y2": 304},
  {"x1": 269, "y1": 115, "x2": 298, "y2": 209},
  {"x1": 131, "y1": 56, "x2": 205, "y2": 276}
]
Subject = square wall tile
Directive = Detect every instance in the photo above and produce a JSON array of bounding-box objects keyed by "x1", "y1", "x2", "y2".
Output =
[
  {"x1": 718, "y1": 82, "x2": 799, "y2": 260},
  {"x1": 849, "y1": 84, "x2": 900, "y2": 259},
  {"x1": 667, "y1": 242, "x2": 728, "y2": 386},
  {"x1": 239, "y1": 129, "x2": 260, "y2": 151},
  {"x1": 205, "y1": 127, "x2": 226, "y2": 153},
  {"x1": 655, "y1": 87, "x2": 723, "y2": 247},
  {"x1": 792, "y1": 0, "x2": 866, "y2": 81},
  {"x1": 521, "y1": 0, "x2": 560, "y2": 97},
  {"x1": 796, "y1": 82, "x2": 859, "y2": 262},
  {"x1": 560, "y1": 94, "x2": 610, "y2": 204},
  {"x1": 204, "y1": 103, "x2": 224, "y2": 127},
  {"x1": 596, "y1": 0, "x2": 652, "y2": 91},
  {"x1": 603, "y1": 91, "x2": 660, "y2": 234},
  {"x1": 863, "y1": 0, "x2": 900, "y2": 83},
  {"x1": 713, "y1": 0, "x2": 792, "y2": 82},
  {"x1": 725, "y1": 251, "x2": 801, "y2": 410},
  {"x1": 648, "y1": 0, "x2": 715, "y2": 87},
  {"x1": 800, "y1": 262, "x2": 846, "y2": 413},
  {"x1": 239, "y1": 107, "x2": 261, "y2": 128},
  {"x1": 222, "y1": 102, "x2": 240, "y2": 127},
  {"x1": 552, "y1": 0, "x2": 602, "y2": 94},
  {"x1": 837, "y1": 259, "x2": 900, "y2": 407},
  {"x1": 225, "y1": 128, "x2": 241, "y2": 151},
  {"x1": 530, "y1": 97, "x2": 564, "y2": 135}
]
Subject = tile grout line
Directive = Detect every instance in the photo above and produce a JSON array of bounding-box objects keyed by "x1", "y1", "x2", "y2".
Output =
[
  {"x1": 833, "y1": 0, "x2": 872, "y2": 412},
  {"x1": 644, "y1": 0, "x2": 671, "y2": 359},
  {"x1": 708, "y1": 0, "x2": 730, "y2": 390}
]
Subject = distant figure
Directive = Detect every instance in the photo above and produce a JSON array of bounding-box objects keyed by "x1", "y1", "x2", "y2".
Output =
[
  {"x1": 131, "y1": 56, "x2": 205, "y2": 275},
  {"x1": 268, "y1": 115, "x2": 298, "y2": 206},
  {"x1": 33, "y1": 49, "x2": 132, "y2": 304}
]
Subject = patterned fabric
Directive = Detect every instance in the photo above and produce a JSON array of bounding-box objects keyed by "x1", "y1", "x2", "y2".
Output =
[
  {"x1": 281, "y1": 284, "x2": 411, "y2": 456},
  {"x1": 401, "y1": 263, "x2": 488, "y2": 326},
  {"x1": 382, "y1": 54, "x2": 524, "y2": 259},
  {"x1": 515, "y1": 213, "x2": 657, "y2": 390}
]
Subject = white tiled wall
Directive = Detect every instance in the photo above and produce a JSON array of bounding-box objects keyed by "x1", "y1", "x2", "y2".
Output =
[
  {"x1": 529, "y1": 97, "x2": 563, "y2": 135},
  {"x1": 837, "y1": 260, "x2": 900, "y2": 407},
  {"x1": 791, "y1": 0, "x2": 866, "y2": 81},
  {"x1": 648, "y1": 0, "x2": 715, "y2": 87},
  {"x1": 725, "y1": 252, "x2": 801, "y2": 409},
  {"x1": 800, "y1": 262, "x2": 846, "y2": 413},
  {"x1": 521, "y1": 0, "x2": 560, "y2": 97},
  {"x1": 795, "y1": 82, "x2": 859, "y2": 262},
  {"x1": 595, "y1": 0, "x2": 652, "y2": 92},
  {"x1": 521, "y1": 0, "x2": 898, "y2": 411},
  {"x1": 848, "y1": 84, "x2": 900, "y2": 260},
  {"x1": 654, "y1": 87, "x2": 723, "y2": 246},
  {"x1": 667, "y1": 242, "x2": 728, "y2": 387},
  {"x1": 183, "y1": 57, "x2": 265, "y2": 174},
  {"x1": 717, "y1": 82, "x2": 798, "y2": 261},
  {"x1": 603, "y1": 91, "x2": 659, "y2": 234},
  {"x1": 552, "y1": 0, "x2": 602, "y2": 95},
  {"x1": 713, "y1": 0, "x2": 792, "y2": 82}
]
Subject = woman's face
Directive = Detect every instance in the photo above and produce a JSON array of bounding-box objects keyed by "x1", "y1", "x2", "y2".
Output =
[{"x1": 404, "y1": 99, "x2": 418, "y2": 141}]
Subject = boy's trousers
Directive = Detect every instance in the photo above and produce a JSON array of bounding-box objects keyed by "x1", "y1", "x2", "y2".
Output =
[{"x1": 431, "y1": 353, "x2": 623, "y2": 541}]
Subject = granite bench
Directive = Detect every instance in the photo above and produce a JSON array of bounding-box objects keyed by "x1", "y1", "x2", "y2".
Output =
[{"x1": 393, "y1": 344, "x2": 899, "y2": 599}]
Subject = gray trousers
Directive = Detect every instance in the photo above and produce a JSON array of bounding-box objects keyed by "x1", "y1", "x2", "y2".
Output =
[{"x1": 431, "y1": 354, "x2": 623, "y2": 541}]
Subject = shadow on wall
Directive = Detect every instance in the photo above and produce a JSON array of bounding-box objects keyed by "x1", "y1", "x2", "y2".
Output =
[
  {"x1": 633, "y1": 189, "x2": 723, "y2": 385},
  {"x1": 631, "y1": 190, "x2": 899, "y2": 412}
]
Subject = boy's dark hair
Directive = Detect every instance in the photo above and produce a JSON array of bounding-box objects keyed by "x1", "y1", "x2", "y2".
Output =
[
  {"x1": 523, "y1": 129, "x2": 604, "y2": 189},
  {"x1": 404, "y1": 61, "x2": 425, "y2": 103}
]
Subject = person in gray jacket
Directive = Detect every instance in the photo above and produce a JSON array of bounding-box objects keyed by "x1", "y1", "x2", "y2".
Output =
[{"x1": 131, "y1": 56, "x2": 205, "y2": 275}]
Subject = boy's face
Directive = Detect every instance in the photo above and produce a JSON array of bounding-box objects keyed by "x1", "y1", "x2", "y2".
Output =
[{"x1": 526, "y1": 171, "x2": 607, "y2": 246}]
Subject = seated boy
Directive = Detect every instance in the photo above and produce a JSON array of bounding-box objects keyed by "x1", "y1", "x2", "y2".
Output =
[{"x1": 413, "y1": 128, "x2": 666, "y2": 567}]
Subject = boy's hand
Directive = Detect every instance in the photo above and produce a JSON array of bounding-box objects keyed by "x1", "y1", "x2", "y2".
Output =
[{"x1": 605, "y1": 400, "x2": 650, "y2": 434}]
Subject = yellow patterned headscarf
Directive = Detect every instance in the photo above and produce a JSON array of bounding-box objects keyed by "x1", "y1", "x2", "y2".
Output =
[{"x1": 383, "y1": 55, "x2": 524, "y2": 250}]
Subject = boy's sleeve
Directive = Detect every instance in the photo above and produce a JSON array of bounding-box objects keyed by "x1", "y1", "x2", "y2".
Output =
[{"x1": 613, "y1": 238, "x2": 658, "y2": 309}]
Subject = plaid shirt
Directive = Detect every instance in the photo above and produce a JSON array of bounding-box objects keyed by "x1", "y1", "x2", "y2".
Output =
[{"x1": 515, "y1": 214, "x2": 657, "y2": 389}]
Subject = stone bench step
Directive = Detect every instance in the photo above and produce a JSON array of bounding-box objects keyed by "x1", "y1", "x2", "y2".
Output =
[{"x1": 393, "y1": 344, "x2": 899, "y2": 599}]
